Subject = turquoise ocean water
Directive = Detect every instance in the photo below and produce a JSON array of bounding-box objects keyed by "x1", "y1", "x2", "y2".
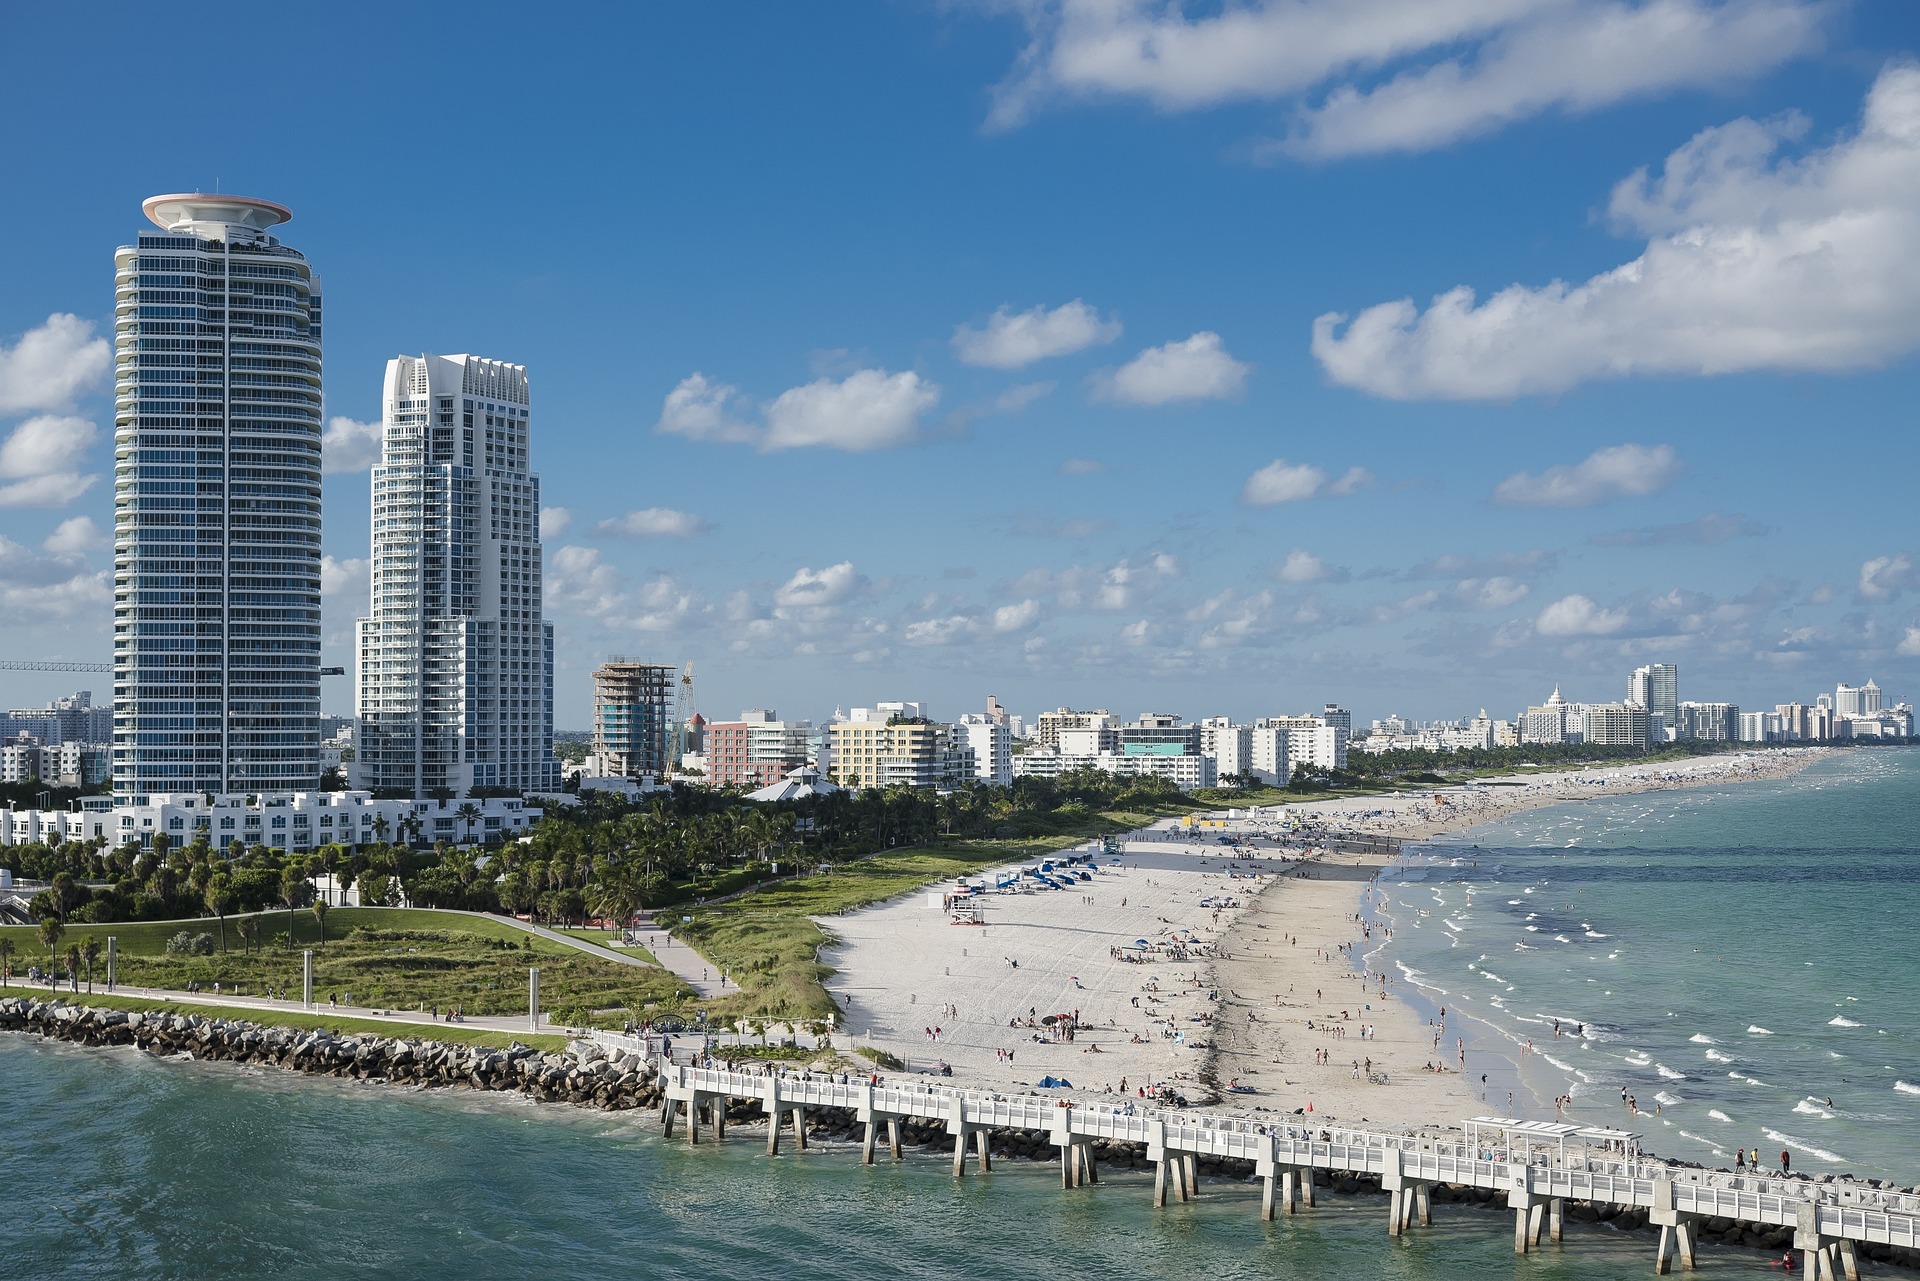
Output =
[
  {"x1": 4, "y1": 748, "x2": 1913, "y2": 1279},
  {"x1": 1378, "y1": 747, "x2": 1920, "y2": 1182}
]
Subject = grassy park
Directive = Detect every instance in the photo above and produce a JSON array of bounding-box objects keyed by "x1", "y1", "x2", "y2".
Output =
[{"x1": 0, "y1": 907, "x2": 692, "y2": 1022}]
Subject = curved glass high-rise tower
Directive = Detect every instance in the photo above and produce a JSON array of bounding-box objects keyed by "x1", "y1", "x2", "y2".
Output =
[{"x1": 113, "y1": 194, "x2": 323, "y2": 798}]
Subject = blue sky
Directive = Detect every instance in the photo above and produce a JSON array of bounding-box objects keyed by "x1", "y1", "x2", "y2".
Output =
[{"x1": 1, "y1": 1, "x2": 1916, "y2": 730}]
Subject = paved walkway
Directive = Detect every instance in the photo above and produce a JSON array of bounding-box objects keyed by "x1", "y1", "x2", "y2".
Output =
[
  {"x1": 10, "y1": 980, "x2": 554, "y2": 1040},
  {"x1": 633, "y1": 914, "x2": 729, "y2": 999}
]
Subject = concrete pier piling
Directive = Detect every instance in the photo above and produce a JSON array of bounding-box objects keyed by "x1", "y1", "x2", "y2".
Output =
[{"x1": 648, "y1": 1060, "x2": 1920, "y2": 1273}]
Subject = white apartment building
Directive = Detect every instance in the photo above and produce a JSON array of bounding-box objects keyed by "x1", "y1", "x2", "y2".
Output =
[
  {"x1": 1261, "y1": 717, "x2": 1347, "y2": 770},
  {"x1": 0, "y1": 741, "x2": 110, "y2": 787},
  {"x1": 955, "y1": 713, "x2": 1014, "y2": 787},
  {"x1": 1835, "y1": 680, "x2": 1883, "y2": 718},
  {"x1": 115, "y1": 194, "x2": 324, "y2": 796},
  {"x1": 0, "y1": 791, "x2": 540, "y2": 852},
  {"x1": 1012, "y1": 749, "x2": 1216, "y2": 791},
  {"x1": 355, "y1": 354, "x2": 558, "y2": 796},
  {"x1": 1628, "y1": 663, "x2": 1679, "y2": 737},
  {"x1": 1200, "y1": 717, "x2": 1291, "y2": 785}
]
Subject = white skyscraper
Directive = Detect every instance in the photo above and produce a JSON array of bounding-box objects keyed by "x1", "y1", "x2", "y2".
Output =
[
  {"x1": 354, "y1": 355, "x2": 557, "y2": 796},
  {"x1": 1628, "y1": 663, "x2": 1679, "y2": 733},
  {"x1": 113, "y1": 195, "x2": 323, "y2": 796}
]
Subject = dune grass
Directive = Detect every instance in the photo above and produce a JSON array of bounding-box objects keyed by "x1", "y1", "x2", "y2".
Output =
[{"x1": 2, "y1": 908, "x2": 693, "y2": 1020}]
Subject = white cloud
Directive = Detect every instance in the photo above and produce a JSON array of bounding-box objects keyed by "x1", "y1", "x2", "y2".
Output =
[
  {"x1": 597, "y1": 507, "x2": 710, "y2": 539},
  {"x1": 1313, "y1": 64, "x2": 1920, "y2": 399},
  {"x1": 0, "y1": 314, "x2": 111, "y2": 414},
  {"x1": 622, "y1": 575, "x2": 706, "y2": 632},
  {"x1": 1244, "y1": 460, "x2": 1325, "y2": 505},
  {"x1": 1858, "y1": 553, "x2": 1915, "y2": 600},
  {"x1": 774, "y1": 561, "x2": 865, "y2": 611},
  {"x1": 1012, "y1": 552, "x2": 1181, "y2": 612},
  {"x1": 1242, "y1": 459, "x2": 1371, "y2": 506},
  {"x1": 318, "y1": 556, "x2": 369, "y2": 601},
  {"x1": 992, "y1": 598, "x2": 1043, "y2": 632},
  {"x1": 904, "y1": 615, "x2": 977, "y2": 646},
  {"x1": 0, "y1": 414, "x2": 96, "y2": 480},
  {"x1": 765, "y1": 370, "x2": 940, "y2": 451},
  {"x1": 1276, "y1": 549, "x2": 1346, "y2": 583},
  {"x1": 42, "y1": 516, "x2": 105, "y2": 556},
  {"x1": 659, "y1": 369, "x2": 940, "y2": 452},
  {"x1": 0, "y1": 567, "x2": 109, "y2": 621},
  {"x1": 1455, "y1": 576, "x2": 1531, "y2": 609},
  {"x1": 1897, "y1": 627, "x2": 1920, "y2": 657},
  {"x1": 657, "y1": 372, "x2": 761, "y2": 445},
  {"x1": 1536, "y1": 593, "x2": 1631, "y2": 636},
  {"x1": 540, "y1": 507, "x2": 572, "y2": 540},
  {"x1": 953, "y1": 300, "x2": 1122, "y2": 368},
  {"x1": 1094, "y1": 332, "x2": 1248, "y2": 405},
  {"x1": 547, "y1": 545, "x2": 628, "y2": 618},
  {"x1": 994, "y1": 381, "x2": 1057, "y2": 413},
  {"x1": 320, "y1": 416, "x2": 382, "y2": 474},
  {"x1": 1279, "y1": 0, "x2": 1829, "y2": 159},
  {"x1": 0, "y1": 472, "x2": 96, "y2": 509},
  {"x1": 984, "y1": 0, "x2": 1826, "y2": 155},
  {"x1": 1492, "y1": 444, "x2": 1681, "y2": 507}
]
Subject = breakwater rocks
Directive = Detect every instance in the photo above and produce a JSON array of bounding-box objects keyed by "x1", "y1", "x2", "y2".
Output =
[{"x1": 0, "y1": 997, "x2": 664, "y2": 1110}]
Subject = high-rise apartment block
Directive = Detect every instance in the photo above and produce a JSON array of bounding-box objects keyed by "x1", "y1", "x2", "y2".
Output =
[
  {"x1": 1628, "y1": 663, "x2": 1679, "y2": 736},
  {"x1": 593, "y1": 660, "x2": 678, "y2": 780},
  {"x1": 1033, "y1": 707, "x2": 1115, "y2": 752},
  {"x1": 354, "y1": 355, "x2": 557, "y2": 795},
  {"x1": 828, "y1": 705, "x2": 974, "y2": 790},
  {"x1": 705, "y1": 710, "x2": 812, "y2": 790},
  {"x1": 1835, "y1": 680, "x2": 1883, "y2": 718},
  {"x1": 955, "y1": 713, "x2": 1014, "y2": 787},
  {"x1": 114, "y1": 195, "x2": 323, "y2": 796}
]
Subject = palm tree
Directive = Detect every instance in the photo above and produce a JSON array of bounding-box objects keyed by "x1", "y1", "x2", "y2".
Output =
[
  {"x1": 588, "y1": 876, "x2": 639, "y2": 935},
  {"x1": 205, "y1": 872, "x2": 233, "y2": 952},
  {"x1": 280, "y1": 865, "x2": 309, "y2": 950},
  {"x1": 237, "y1": 917, "x2": 260, "y2": 956},
  {"x1": 63, "y1": 943, "x2": 81, "y2": 993},
  {"x1": 80, "y1": 936, "x2": 101, "y2": 994},
  {"x1": 37, "y1": 918, "x2": 64, "y2": 982},
  {"x1": 371, "y1": 813, "x2": 391, "y2": 845},
  {"x1": 456, "y1": 802, "x2": 481, "y2": 846},
  {"x1": 0, "y1": 937, "x2": 14, "y2": 987},
  {"x1": 311, "y1": 899, "x2": 329, "y2": 947}
]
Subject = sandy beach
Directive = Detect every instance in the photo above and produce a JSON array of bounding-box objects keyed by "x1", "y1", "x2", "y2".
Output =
[{"x1": 822, "y1": 749, "x2": 1825, "y2": 1132}]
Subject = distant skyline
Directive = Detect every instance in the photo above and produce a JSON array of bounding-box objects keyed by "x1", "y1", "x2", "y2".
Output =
[{"x1": 1, "y1": 3, "x2": 1916, "y2": 729}]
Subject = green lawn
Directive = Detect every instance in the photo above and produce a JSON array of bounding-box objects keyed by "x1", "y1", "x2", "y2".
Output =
[
  {"x1": 548, "y1": 927, "x2": 661, "y2": 967},
  {"x1": 2, "y1": 908, "x2": 694, "y2": 1020},
  {"x1": 10, "y1": 990, "x2": 568, "y2": 1052}
]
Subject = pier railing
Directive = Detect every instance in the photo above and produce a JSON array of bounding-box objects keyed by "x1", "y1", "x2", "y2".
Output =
[{"x1": 646, "y1": 1060, "x2": 1920, "y2": 1265}]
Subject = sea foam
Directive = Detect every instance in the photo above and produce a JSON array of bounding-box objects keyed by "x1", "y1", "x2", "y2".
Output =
[{"x1": 1828, "y1": 1017, "x2": 1862, "y2": 1028}]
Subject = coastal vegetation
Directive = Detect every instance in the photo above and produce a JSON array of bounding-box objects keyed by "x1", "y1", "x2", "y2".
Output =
[{"x1": 0, "y1": 908, "x2": 691, "y2": 1021}]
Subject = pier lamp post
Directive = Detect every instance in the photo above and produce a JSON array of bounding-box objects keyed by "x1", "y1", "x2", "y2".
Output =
[{"x1": 529, "y1": 967, "x2": 540, "y2": 1032}]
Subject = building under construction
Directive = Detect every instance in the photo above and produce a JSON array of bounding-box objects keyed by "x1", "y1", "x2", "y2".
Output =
[{"x1": 592, "y1": 659, "x2": 678, "y2": 779}]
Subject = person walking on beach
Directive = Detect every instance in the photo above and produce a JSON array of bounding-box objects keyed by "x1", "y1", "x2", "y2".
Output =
[
  {"x1": 1735, "y1": 1148, "x2": 1746, "y2": 1173},
  {"x1": 1780, "y1": 1149, "x2": 1791, "y2": 1175}
]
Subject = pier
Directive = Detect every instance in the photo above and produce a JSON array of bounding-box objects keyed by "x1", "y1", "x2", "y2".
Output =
[{"x1": 650, "y1": 1056, "x2": 1920, "y2": 1278}]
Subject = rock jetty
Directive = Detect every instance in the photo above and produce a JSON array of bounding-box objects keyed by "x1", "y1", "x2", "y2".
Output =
[{"x1": 0, "y1": 997, "x2": 663, "y2": 1110}]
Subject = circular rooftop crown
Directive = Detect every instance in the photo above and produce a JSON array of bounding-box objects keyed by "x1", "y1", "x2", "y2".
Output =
[{"x1": 143, "y1": 193, "x2": 292, "y2": 232}]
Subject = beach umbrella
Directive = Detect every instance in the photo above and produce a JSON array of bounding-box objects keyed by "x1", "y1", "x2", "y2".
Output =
[{"x1": 1041, "y1": 1014, "x2": 1059, "y2": 1025}]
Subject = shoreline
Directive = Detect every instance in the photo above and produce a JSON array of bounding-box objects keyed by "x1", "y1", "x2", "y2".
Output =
[{"x1": 823, "y1": 749, "x2": 1827, "y2": 1135}]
